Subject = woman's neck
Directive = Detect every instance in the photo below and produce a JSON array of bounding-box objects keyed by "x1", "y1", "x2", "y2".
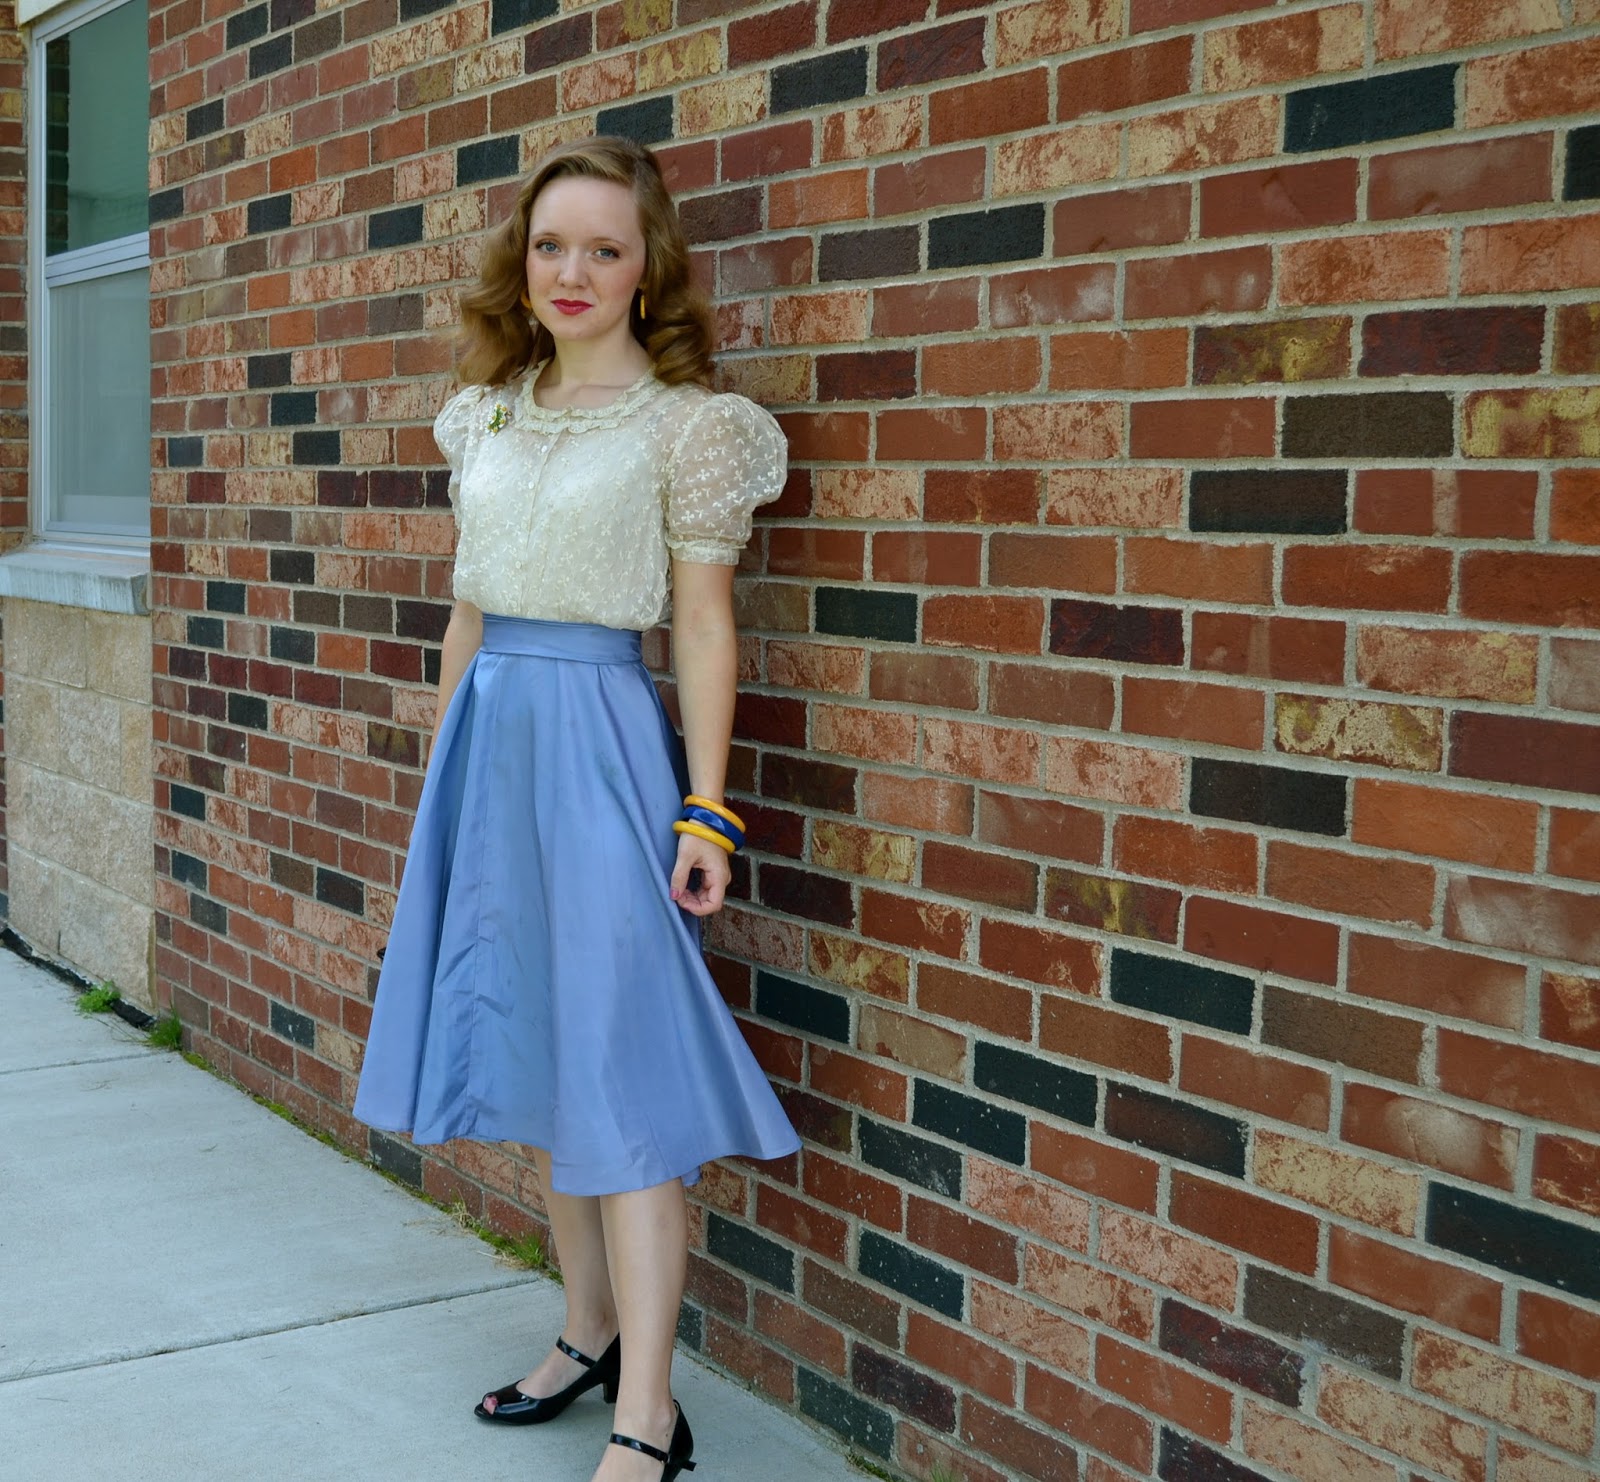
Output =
[{"x1": 542, "y1": 334, "x2": 652, "y2": 396}]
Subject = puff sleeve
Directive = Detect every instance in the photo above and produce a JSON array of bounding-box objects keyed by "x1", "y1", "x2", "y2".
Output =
[
  {"x1": 432, "y1": 384, "x2": 488, "y2": 504},
  {"x1": 664, "y1": 394, "x2": 787, "y2": 565}
]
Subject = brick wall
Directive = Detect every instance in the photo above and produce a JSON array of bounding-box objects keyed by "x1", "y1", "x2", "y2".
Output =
[{"x1": 142, "y1": 2, "x2": 1600, "y2": 1480}]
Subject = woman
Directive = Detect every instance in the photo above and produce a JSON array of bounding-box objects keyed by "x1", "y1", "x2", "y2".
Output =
[{"x1": 353, "y1": 136, "x2": 800, "y2": 1482}]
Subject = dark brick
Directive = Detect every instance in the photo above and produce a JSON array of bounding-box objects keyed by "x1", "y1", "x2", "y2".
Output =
[
  {"x1": 819, "y1": 226, "x2": 919, "y2": 282},
  {"x1": 343, "y1": 595, "x2": 394, "y2": 634},
  {"x1": 525, "y1": 12, "x2": 590, "y2": 70},
  {"x1": 227, "y1": 694, "x2": 268, "y2": 731},
  {"x1": 852, "y1": 1346, "x2": 956, "y2": 1433},
  {"x1": 368, "y1": 205, "x2": 423, "y2": 249},
  {"x1": 1451, "y1": 712, "x2": 1600, "y2": 797},
  {"x1": 1191, "y1": 759, "x2": 1346, "y2": 837},
  {"x1": 816, "y1": 586, "x2": 917, "y2": 643},
  {"x1": 817, "y1": 350, "x2": 916, "y2": 402},
  {"x1": 170, "y1": 851, "x2": 207, "y2": 889},
  {"x1": 456, "y1": 136, "x2": 519, "y2": 186},
  {"x1": 772, "y1": 47, "x2": 870, "y2": 115},
  {"x1": 247, "y1": 353, "x2": 292, "y2": 388},
  {"x1": 877, "y1": 17, "x2": 986, "y2": 90},
  {"x1": 270, "y1": 626, "x2": 315, "y2": 663},
  {"x1": 315, "y1": 868, "x2": 364, "y2": 915},
  {"x1": 1568, "y1": 123, "x2": 1600, "y2": 201},
  {"x1": 682, "y1": 186, "x2": 765, "y2": 247},
  {"x1": 1110, "y1": 949, "x2": 1255, "y2": 1035},
  {"x1": 247, "y1": 194, "x2": 292, "y2": 234},
  {"x1": 188, "y1": 101, "x2": 225, "y2": 142},
  {"x1": 271, "y1": 852, "x2": 314, "y2": 894},
  {"x1": 1050, "y1": 599, "x2": 1183, "y2": 666},
  {"x1": 270, "y1": 392, "x2": 318, "y2": 427},
  {"x1": 1159, "y1": 1430, "x2": 1272, "y2": 1482},
  {"x1": 708, "y1": 1212, "x2": 795, "y2": 1292},
  {"x1": 494, "y1": 0, "x2": 557, "y2": 34},
  {"x1": 758, "y1": 863, "x2": 854, "y2": 926},
  {"x1": 1043, "y1": 868, "x2": 1181, "y2": 943},
  {"x1": 370, "y1": 294, "x2": 424, "y2": 335},
  {"x1": 859, "y1": 1229, "x2": 963, "y2": 1319},
  {"x1": 168, "y1": 437, "x2": 204, "y2": 468},
  {"x1": 762, "y1": 754, "x2": 857, "y2": 813},
  {"x1": 270, "y1": 549, "x2": 316, "y2": 585},
  {"x1": 676, "y1": 1304, "x2": 703, "y2": 1350},
  {"x1": 797, "y1": 1369, "x2": 896, "y2": 1459},
  {"x1": 190, "y1": 894, "x2": 228, "y2": 934},
  {"x1": 929, "y1": 204, "x2": 1045, "y2": 269},
  {"x1": 294, "y1": 12, "x2": 342, "y2": 61},
  {"x1": 1283, "y1": 392, "x2": 1455, "y2": 459},
  {"x1": 1159, "y1": 1301, "x2": 1304, "y2": 1406},
  {"x1": 1285, "y1": 65, "x2": 1457, "y2": 153},
  {"x1": 1361, "y1": 307, "x2": 1545, "y2": 377},
  {"x1": 860, "y1": 1118, "x2": 962, "y2": 1199},
  {"x1": 149, "y1": 187, "x2": 185, "y2": 223},
  {"x1": 913, "y1": 1079, "x2": 1026, "y2": 1165},
  {"x1": 1106, "y1": 1085, "x2": 1247, "y2": 1177},
  {"x1": 293, "y1": 431, "x2": 341, "y2": 465},
  {"x1": 399, "y1": 0, "x2": 451, "y2": 16},
  {"x1": 187, "y1": 616, "x2": 226, "y2": 650},
  {"x1": 1244, "y1": 1268, "x2": 1405, "y2": 1379},
  {"x1": 270, "y1": 1000, "x2": 315, "y2": 1048},
  {"x1": 370, "y1": 470, "x2": 425, "y2": 508},
  {"x1": 1190, "y1": 470, "x2": 1348, "y2": 536},
  {"x1": 396, "y1": 600, "x2": 450, "y2": 642},
  {"x1": 805, "y1": 1259, "x2": 902, "y2": 1346},
  {"x1": 369, "y1": 1131, "x2": 423, "y2": 1188},
  {"x1": 974, "y1": 1042, "x2": 1096, "y2": 1126},
  {"x1": 1428, "y1": 1183, "x2": 1600, "y2": 1301},
  {"x1": 226, "y1": 3, "x2": 269, "y2": 48},
  {"x1": 248, "y1": 33, "x2": 293, "y2": 78},
  {"x1": 779, "y1": 1086, "x2": 853, "y2": 1151},
  {"x1": 270, "y1": 0, "x2": 313, "y2": 28},
  {"x1": 597, "y1": 96, "x2": 674, "y2": 145},
  {"x1": 755, "y1": 971, "x2": 850, "y2": 1044}
]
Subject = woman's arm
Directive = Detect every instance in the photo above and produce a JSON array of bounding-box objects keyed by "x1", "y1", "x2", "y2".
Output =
[
  {"x1": 430, "y1": 600, "x2": 484, "y2": 752},
  {"x1": 669, "y1": 560, "x2": 738, "y2": 916}
]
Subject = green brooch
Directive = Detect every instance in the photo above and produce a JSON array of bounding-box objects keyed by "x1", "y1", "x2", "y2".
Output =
[{"x1": 486, "y1": 403, "x2": 510, "y2": 434}]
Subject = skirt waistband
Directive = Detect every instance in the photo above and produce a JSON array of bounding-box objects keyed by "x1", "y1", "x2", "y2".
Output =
[{"x1": 480, "y1": 614, "x2": 643, "y2": 665}]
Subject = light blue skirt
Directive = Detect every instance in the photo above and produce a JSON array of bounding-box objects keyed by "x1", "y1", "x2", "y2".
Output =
[{"x1": 353, "y1": 614, "x2": 800, "y2": 1196}]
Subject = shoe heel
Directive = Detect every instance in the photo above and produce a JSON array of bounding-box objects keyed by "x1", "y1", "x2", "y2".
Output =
[{"x1": 601, "y1": 1376, "x2": 620, "y2": 1404}]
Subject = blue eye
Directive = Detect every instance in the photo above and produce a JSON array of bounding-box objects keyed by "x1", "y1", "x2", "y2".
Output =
[
  {"x1": 595, "y1": 247, "x2": 619, "y2": 260},
  {"x1": 533, "y1": 240, "x2": 560, "y2": 253}
]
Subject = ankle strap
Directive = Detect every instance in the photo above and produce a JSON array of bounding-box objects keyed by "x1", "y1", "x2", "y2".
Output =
[
  {"x1": 555, "y1": 1337, "x2": 598, "y2": 1368},
  {"x1": 609, "y1": 1432, "x2": 670, "y2": 1464}
]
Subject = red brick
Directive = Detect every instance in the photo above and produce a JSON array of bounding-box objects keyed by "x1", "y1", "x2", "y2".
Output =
[
  {"x1": 1169, "y1": 1172, "x2": 1320, "y2": 1274},
  {"x1": 872, "y1": 278, "x2": 980, "y2": 339},
  {"x1": 967, "y1": 1158, "x2": 1092, "y2": 1249},
  {"x1": 1184, "y1": 896, "x2": 1341, "y2": 986},
  {"x1": 1349, "y1": 933, "x2": 1525, "y2": 1031},
  {"x1": 1026, "y1": 1366, "x2": 1155, "y2": 1473},
  {"x1": 802, "y1": 1152, "x2": 903, "y2": 1233},
  {"x1": 874, "y1": 146, "x2": 987, "y2": 218},
  {"x1": 990, "y1": 662, "x2": 1116, "y2": 729},
  {"x1": 808, "y1": 1046, "x2": 907, "y2": 1120},
  {"x1": 924, "y1": 594, "x2": 1045, "y2": 655},
  {"x1": 861, "y1": 889, "x2": 970, "y2": 959},
  {"x1": 1200, "y1": 159, "x2": 1358, "y2": 238},
  {"x1": 1438, "y1": 1031, "x2": 1600, "y2": 1135},
  {"x1": 1344, "y1": 1082, "x2": 1517, "y2": 1190},
  {"x1": 1122, "y1": 677, "x2": 1266, "y2": 751},
  {"x1": 908, "y1": 1198, "x2": 1020, "y2": 1283},
  {"x1": 1352, "y1": 779, "x2": 1538, "y2": 872},
  {"x1": 1283, "y1": 544, "x2": 1454, "y2": 613},
  {"x1": 1031, "y1": 1124, "x2": 1160, "y2": 1214},
  {"x1": 769, "y1": 169, "x2": 869, "y2": 229},
  {"x1": 869, "y1": 650, "x2": 979, "y2": 709},
  {"x1": 1541, "y1": 970, "x2": 1600, "y2": 1053},
  {"x1": 1358, "y1": 463, "x2": 1535, "y2": 539},
  {"x1": 1046, "y1": 467, "x2": 1184, "y2": 530},
  {"x1": 871, "y1": 531, "x2": 981, "y2": 587},
  {"x1": 1556, "y1": 302, "x2": 1600, "y2": 375},
  {"x1": 962, "y1": 1394, "x2": 1084, "y2": 1482},
  {"x1": 1446, "y1": 873, "x2": 1600, "y2": 967},
  {"x1": 754, "y1": 1289, "x2": 848, "y2": 1375},
  {"x1": 756, "y1": 1183, "x2": 848, "y2": 1262},
  {"x1": 930, "y1": 69, "x2": 1050, "y2": 146},
  {"x1": 1461, "y1": 214, "x2": 1600, "y2": 295},
  {"x1": 878, "y1": 409, "x2": 988, "y2": 464},
  {"x1": 971, "y1": 1282, "x2": 1092, "y2": 1378},
  {"x1": 766, "y1": 528, "x2": 866, "y2": 580},
  {"x1": 1055, "y1": 183, "x2": 1191, "y2": 257},
  {"x1": 1179, "y1": 1036, "x2": 1331, "y2": 1130},
  {"x1": 1267, "y1": 841, "x2": 1436, "y2": 928},
  {"x1": 977, "y1": 793, "x2": 1105, "y2": 868},
  {"x1": 1126, "y1": 247, "x2": 1272, "y2": 320},
  {"x1": 1369, "y1": 135, "x2": 1556, "y2": 221},
  {"x1": 1056, "y1": 35, "x2": 1193, "y2": 120},
  {"x1": 1552, "y1": 468, "x2": 1600, "y2": 547},
  {"x1": 1129, "y1": 398, "x2": 1276, "y2": 460},
  {"x1": 1114, "y1": 816, "x2": 1258, "y2": 895},
  {"x1": 1050, "y1": 329, "x2": 1189, "y2": 391},
  {"x1": 1330, "y1": 1227, "x2": 1501, "y2": 1342},
  {"x1": 906, "y1": 1311, "x2": 1017, "y2": 1405},
  {"x1": 1464, "y1": 34, "x2": 1600, "y2": 126},
  {"x1": 923, "y1": 337, "x2": 1042, "y2": 398},
  {"x1": 991, "y1": 265, "x2": 1117, "y2": 328},
  {"x1": 1192, "y1": 612, "x2": 1346, "y2": 685},
  {"x1": 1357, "y1": 626, "x2": 1539, "y2": 705},
  {"x1": 1461, "y1": 552, "x2": 1600, "y2": 629},
  {"x1": 1533, "y1": 1133, "x2": 1600, "y2": 1219},
  {"x1": 1097, "y1": 1337, "x2": 1232, "y2": 1446},
  {"x1": 1281, "y1": 231, "x2": 1452, "y2": 305},
  {"x1": 1040, "y1": 995, "x2": 1173, "y2": 1081},
  {"x1": 1518, "y1": 1291, "x2": 1600, "y2": 1384},
  {"x1": 918, "y1": 962, "x2": 1033, "y2": 1040},
  {"x1": 989, "y1": 533, "x2": 1118, "y2": 594},
  {"x1": 924, "y1": 469, "x2": 1039, "y2": 524},
  {"x1": 862, "y1": 771, "x2": 973, "y2": 835}
]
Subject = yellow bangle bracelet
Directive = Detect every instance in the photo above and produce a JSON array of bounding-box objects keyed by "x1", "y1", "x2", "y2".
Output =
[
  {"x1": 683, "y1": 794, "x2": 747, "y2": 834},
  {"x1": 673, "y1": 818, "x2": 737, "y2": 854}
]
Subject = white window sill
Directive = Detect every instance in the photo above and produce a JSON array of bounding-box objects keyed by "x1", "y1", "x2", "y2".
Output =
[{"x1": 0, "y1": 545, "x2": 149, "y2": 615}]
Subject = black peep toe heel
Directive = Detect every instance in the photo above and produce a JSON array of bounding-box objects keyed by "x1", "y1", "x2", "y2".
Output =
[
  {"x1": 474, "y1": 1333, "x2": 621, "y2": 1424},
  {"x1": 608, "y1": 1401, "x2": 696, "y2": 1480}
]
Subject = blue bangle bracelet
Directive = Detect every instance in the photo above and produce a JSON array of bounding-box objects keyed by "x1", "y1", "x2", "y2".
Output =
[{"x1": 681, "y1": 804, "x2": 745, "y2": 851}]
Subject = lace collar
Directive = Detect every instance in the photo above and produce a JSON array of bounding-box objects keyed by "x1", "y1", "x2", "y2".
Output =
[{"x1": 512, "y1": 360, "x2": 664, "y2": 435}]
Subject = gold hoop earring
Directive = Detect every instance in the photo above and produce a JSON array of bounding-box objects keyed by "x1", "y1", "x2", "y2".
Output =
[
  {"x1": 519, "y1": 288, "x2": 532, "y2": 311},
  {"x1": 637, "y1": 293, "x2": 647, "y2": 321}
]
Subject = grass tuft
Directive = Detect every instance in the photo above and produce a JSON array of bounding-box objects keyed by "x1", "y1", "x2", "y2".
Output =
[
  {"x1": 846, "y1": 1456, "x2": 898, "y2": 1481},
  {"x1": 77, "y1": 982, "x2": 121, "y2": 1015},
  {"x1": 146, "y1": 1013, "x2": 183, "y2": 1050}
]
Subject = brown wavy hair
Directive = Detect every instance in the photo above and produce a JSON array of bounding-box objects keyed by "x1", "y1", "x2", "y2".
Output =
[{"x1": 454, "y1": 136, "x2": 714, "y2": 389}]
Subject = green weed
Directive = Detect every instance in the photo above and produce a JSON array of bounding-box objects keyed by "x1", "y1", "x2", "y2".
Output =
[
  {"x1": 847, "y1": 1456, "x2": 898, "y2": 1481},
  {"x1": 77, "y1": 982, "x2": 121, "y2": 1015},
  {"x1": 146, "y1": 1013, "x2": 182, "y2": 1050}
]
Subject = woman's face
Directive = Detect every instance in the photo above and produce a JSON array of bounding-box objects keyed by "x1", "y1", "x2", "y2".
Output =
[{"x1": 523, "y1": 176, "x2": 647, "y2": 352}]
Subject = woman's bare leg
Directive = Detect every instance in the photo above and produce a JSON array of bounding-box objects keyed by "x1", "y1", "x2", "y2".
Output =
[
  {"x1": 591, "y1": 1177, "x2": 688, "y2": 1480},
  {"x1": 484, "y1": 1146, "x2": 619, "y2": 1408}
]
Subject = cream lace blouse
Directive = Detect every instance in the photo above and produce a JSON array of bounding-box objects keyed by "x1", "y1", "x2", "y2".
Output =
[{"x1": 434, "y1": 363, "x2": 787, "y2": 631}]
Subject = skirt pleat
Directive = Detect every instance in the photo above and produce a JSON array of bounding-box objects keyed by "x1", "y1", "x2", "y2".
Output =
[{"x1": 353, "y1": 614, "x2": 800, "y2": 1195}]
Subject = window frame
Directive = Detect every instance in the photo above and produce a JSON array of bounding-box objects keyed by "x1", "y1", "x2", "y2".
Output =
[{"x1": 27, "y1": 0, "x2": 152, "y2": 550}]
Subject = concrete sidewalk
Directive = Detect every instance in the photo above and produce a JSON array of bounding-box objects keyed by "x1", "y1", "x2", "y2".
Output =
[{"x1": 0, "y1": 949, "x2": 865, "y2": 1482}]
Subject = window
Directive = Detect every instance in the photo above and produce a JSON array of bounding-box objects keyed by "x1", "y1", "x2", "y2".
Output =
[{"x1": 31, "y1": 0, "x2": 150, "y2": 540}]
